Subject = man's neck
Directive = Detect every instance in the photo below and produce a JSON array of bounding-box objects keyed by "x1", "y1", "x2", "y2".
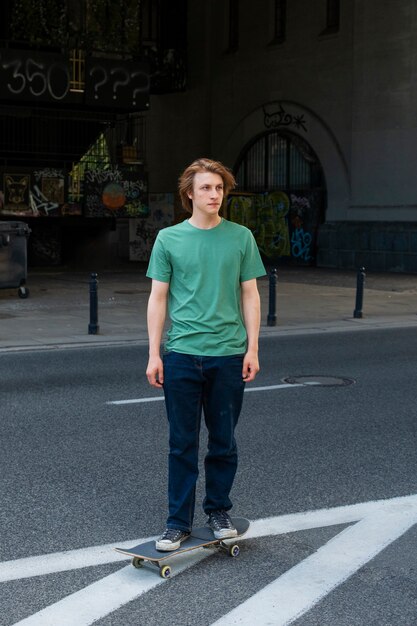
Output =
[{"x1": 188, "y1": 213, "x2": 222, "y2": 230}]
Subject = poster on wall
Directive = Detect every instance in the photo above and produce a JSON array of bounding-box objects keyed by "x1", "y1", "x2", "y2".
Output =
[
  {"x1": 0, "y1": 168, "x2": 83, "y2": 217},
  {"x1": 1, "y1": 172, "x2": 32, "y2": 216},
  {"x1": 84, "y1": 168, "x2": 149, "y2": 218},
  {"x1": 32, "y1": 168, "x2": 73, "y2": 216},
  {"x1": 129, "y1": 193, "x2": 175, "y2": 261}
]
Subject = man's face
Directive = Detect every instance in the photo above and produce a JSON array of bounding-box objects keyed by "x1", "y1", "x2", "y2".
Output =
[{"x1": 188, "y1": 172, "x2": 224, "y2": 217}]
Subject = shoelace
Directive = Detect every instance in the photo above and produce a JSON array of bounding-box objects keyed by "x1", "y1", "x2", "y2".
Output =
[
  {"x1": 161, "y1": 528, "x2": 184, "y2": 541},
  {"x1": 210, "y1": 510, "x2": 233, "y2": 528}
]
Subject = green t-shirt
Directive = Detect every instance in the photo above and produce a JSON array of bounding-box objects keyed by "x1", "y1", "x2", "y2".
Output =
[{"x1": 146, "y1": 218, "x2": 266, "y2": 356}]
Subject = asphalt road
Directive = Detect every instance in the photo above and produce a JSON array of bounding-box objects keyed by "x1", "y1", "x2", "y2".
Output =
[{"x1": 1, "y1": 329, "x2": 417, "y2": 625}]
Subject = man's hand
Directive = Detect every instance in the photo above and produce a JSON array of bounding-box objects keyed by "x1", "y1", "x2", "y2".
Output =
[
  {"x1": 146, "y1": 279, "x2": 169, "y2": 388},
  {"x1": 242, "y1": 350, "x2": 260, "y2": 382},
  {"x1": 146, "y1": 355, "x2": 164, "y2": 388}
]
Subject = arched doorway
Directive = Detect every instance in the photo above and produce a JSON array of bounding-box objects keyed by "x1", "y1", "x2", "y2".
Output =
[{"x1": 228, "y1": 130, "x2": 326, "y2": 265}]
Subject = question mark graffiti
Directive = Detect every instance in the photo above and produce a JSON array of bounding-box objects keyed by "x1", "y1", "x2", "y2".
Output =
[
  {"x1": 110, "y1": 67, "x2": 130, "y2": 101},
  {"x1": 131, "y1": 70, "x2": 150, "y2": 106},
  {"x1": 89, "y1": 66, "x2": 107, "y2": 100}
]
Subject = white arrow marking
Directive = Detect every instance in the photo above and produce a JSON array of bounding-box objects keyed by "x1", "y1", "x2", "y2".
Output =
[
  {"x1": 11, "y1": 551, "x2": 209, "y2": 626},
  {"x1": 4, "y1": 493, "x2": 417, "y2": 626},
  {"x1": 106, "y1": 382, "x2": 319, "y2": 405},
  {"x1": 0, "y1": 537, "x2": 151, "y2": 584},
  {"x1": 212, "y1": 502, "x2": 417, "y2": 625}
]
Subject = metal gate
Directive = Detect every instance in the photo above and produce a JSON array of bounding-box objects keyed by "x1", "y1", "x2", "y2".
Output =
[{"x1": 230, "y1": 130, "x2": 326, "y2": 265}]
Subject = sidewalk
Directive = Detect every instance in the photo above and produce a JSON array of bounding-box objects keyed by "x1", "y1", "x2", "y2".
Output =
[{"x1": 0, "y1": 265, "x2": 416, "y2": 352}]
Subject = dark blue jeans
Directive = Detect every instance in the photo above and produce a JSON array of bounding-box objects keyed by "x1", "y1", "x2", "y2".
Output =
[{"x1": 162, "y1": 351, "x2": 245, "y2": 532}]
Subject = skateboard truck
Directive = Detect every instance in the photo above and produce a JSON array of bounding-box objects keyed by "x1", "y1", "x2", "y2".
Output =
[
  {"x1": 115, "y1": 517, "x2": 249, "y2": 578},
  {"x1": 132, "y1": 557, "x2": 172, "y2": 579}
]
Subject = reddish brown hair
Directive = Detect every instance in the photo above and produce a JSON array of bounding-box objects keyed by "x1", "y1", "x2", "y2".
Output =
[{"x1": 178, "y1": 158, "x2": 236, "y2": 213}]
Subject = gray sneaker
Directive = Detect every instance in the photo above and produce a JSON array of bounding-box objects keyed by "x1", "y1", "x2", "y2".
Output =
[
  {"x1": 155, "y1": 528, "x2": 191, "y2": 551},
  {"x1": 207, "y1": 510, "x2": 238, "y2": 539}
]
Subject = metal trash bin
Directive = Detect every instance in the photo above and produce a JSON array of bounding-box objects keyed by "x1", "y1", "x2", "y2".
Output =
[{"x1": 0, "y1": 221, "x2": 31, "y2": 298}]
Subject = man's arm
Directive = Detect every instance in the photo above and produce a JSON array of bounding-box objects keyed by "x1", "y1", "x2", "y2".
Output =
[
  {"x1": 146, "y1": 279, "x2": 169, "y2": 387},
  {"x1": 241, "y1": 278, "x2": 261, "y2": 382}
]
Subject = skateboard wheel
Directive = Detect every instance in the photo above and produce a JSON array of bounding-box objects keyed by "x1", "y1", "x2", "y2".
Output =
[
  {"x1": 160, "y1": 565, "x2": 171, "y2": 579},
  {"x1": 132, "y1": 557, "x2": 144, "y2": 569},
  {"x1": 229, "y1": 544, "x2": 240, "y2": 557}
]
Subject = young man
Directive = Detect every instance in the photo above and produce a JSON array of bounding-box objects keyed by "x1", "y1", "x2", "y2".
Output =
[{"x1": 146, "y1": 158, "x2": 266, "y2": 551}]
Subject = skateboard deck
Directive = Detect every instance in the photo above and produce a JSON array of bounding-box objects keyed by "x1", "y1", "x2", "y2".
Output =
[{"x1": 115, "y1": 517, "x2": 250, "y2": 578}]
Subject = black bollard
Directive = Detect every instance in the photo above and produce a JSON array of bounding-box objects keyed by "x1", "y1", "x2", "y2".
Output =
[
  {"x1": 353, "y1": 266, "x2": 366, "y2": 319},
  {"x1": 88, "y1": 272, "x2": 99, "y2": 334},
  {"x1": 267, "y1": 268, "x2": 277, "y2": 327}
]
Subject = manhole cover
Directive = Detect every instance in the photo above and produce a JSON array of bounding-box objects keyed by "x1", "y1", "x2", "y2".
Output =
[{"x1": 283, "y1": 375, "x2": 355, "y2": 387}]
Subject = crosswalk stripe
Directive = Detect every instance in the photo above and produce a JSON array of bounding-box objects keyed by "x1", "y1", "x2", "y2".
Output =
[{"x1": 5, "y1": 494, "x2": 417, "y2": 626}]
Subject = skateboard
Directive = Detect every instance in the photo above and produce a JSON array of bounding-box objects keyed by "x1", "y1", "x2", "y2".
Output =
[{"x1": 114, "y1": 517, "x2": 250, "y2": 578}]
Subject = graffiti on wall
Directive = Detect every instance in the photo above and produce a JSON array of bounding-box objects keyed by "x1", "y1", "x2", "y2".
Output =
[
  {"x1": 263, "y1": 103, "x2": 307, "y2": 133},
  {"x1": 29, "y1": 226, "x2": 62, "y2": 265},
  {"x1": 129, "y1": 193, "x2": 175, "y2": 261},
  {"x1": 84, "y1": 168, "x2": 149, "y2": 218},
  {"x1": 31, "y1": 168, "x2": 78, "y2": 216},
  {"x1": 289, "y1": 194, "x2": 313, "y2": 262},
  {"x1": 229, "y1": 191, "x2": 291, "y2": 258},
  {"x1": 0, "y1": 169, "x2": 79, "y2": 217},
  {"x1": 291, "y1": 228, "x2": 312, "y2": 261},
  {"x1": 126, "y1": 189, "x2": 322, "y2": 264},
  {"x1": 228, "y1": 190, "x2": 321, "y2": 264},
  {"x1": 0, "y1": 167, "x2": 148, "y2": 218}
]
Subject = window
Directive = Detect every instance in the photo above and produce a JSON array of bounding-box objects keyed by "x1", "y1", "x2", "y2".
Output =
[
  {"x1": 324, "y1": 0, "x2": 340, "y2": 33},
  {"x1": 227, "y1": 0, "x2": 239, "y2": 52},
  {"x1": 0, "y1": 2, "x2": 11, "y2": 43},
  {"x1": 235, "y1": 131, "x2": 323, "y2": 193},
  {"x1": 139, "y1": 0, "x2": 160, "y2": 45},
  {"x1": 272, "y1": 0, "x2": 286, "y2": 43}
]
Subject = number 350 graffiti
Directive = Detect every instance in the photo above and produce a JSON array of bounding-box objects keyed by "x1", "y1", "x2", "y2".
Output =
[
  {"x1": 0, "y1": 49, "x2": 150, "y2": 109},
  {"x1": 1, "y1": 56, "x2": 70, "y2": 100}
]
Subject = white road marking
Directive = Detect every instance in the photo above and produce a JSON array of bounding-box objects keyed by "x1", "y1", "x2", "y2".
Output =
[
  {"x1": 108, "y1": 396, "x2": 164, "y2": 405},
  {"x1": 0, "y1": 537, "x2": 152, "y2": 583},
  {"x1": 4, "y1": 493, "x2": 417, "y2": 626},
  {"x1": 11, "y1": 551, "x2": 209, "y2": 626},
  {"x1": 106, "y1": 382, "x2": 318, "y2": 405},
  {"x1": 2, "y1": 493, "x2": 412, "y2": 584},
  {"x1": 213, "y1": 497, "x2": 417, "y2": 625}
]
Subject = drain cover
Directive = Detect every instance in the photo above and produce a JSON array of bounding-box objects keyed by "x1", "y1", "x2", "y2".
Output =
[{"x1": 283, "y1": 375, "x2": 355, "y2": 387}]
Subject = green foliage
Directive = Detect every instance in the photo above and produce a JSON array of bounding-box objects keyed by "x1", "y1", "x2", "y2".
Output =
[
  {"x1": 10, "y1": 0, "x2": 140, "y2": 54},
  {"x1": 70, "y1": 132, "x2": 111, "y2": 202}
]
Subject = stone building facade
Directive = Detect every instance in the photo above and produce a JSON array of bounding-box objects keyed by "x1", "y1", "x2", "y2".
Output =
[{"x1": 144, "y1": 0, "x2": 417, "y2": 273}]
